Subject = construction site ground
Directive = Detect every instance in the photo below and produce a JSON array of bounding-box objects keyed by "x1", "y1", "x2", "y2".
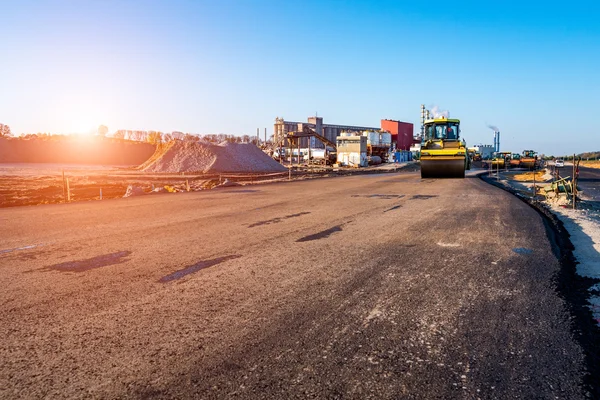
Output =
[
  {"x1": 1, "y1": 168, "x2": 598, "y2": 399},
  {"x1": 485, "y1": 166, "x2": 600, "y2": 330},
  {"x1": 0, "y1": 162, "x2": 418, "y2": 208}
]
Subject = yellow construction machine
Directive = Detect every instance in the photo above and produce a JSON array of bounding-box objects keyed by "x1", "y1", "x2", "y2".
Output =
[
  {"x1": 485, "y1": 153, "x2": 505, "y2": 169},
  {"x1": 510, "y1": 153, "x2": 521, "y2": 168},
  {"x1": 420, "y1": 116, "x2": 470, "y2": 178},
  {"x1": 520, "y1": 150, "x2": 538, "y2": 170}
]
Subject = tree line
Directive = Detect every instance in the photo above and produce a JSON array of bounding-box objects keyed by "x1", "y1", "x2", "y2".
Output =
[
  {"x1": 0, "y1": 123, "x2": 267, "y2": 145},
  {"x1": 111, "y1": 129, "x2": 260, "y2": 145}
]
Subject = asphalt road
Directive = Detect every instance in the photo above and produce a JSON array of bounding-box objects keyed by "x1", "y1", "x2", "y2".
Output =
[
  {"x1": 0, "y1": 171, "x2": 587, "y2": 399},
  {"x1": 551, "y1": 163, "x2": 600, "y2": 201},
  {"x1": 576, "y1": 166, "x2": 600, "y2": 201}
]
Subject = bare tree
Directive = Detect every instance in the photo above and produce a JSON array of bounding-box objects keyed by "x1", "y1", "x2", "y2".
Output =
[
  {"x1": 113, "y1": 130, "x2": 126, "y2": 140},
  {"x1": 97, "y1": 125, "x2": 109, "y2": 137},
  {"x1": 183, "y1": 133, "x2": 201, "y2": 142},
  {"x1": 147, "y1": 131, "x2": 163, "y2": 145},
  {"x1": 171, "y1": 131, "x2": 184, "y2": 141},
  {"x1": 0, "y1": 123, "x2": 12, "y2": 137},
  {"x1": 129, "y1": 130, "x2": 145, "y2": 141}
]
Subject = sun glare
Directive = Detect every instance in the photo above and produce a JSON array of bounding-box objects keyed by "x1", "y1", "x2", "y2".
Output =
[{"x1": 69, "y1": 119, "x2": 96, "y2": 135}]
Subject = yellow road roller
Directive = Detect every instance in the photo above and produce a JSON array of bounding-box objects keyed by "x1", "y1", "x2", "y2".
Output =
[
  {"x1": 420, "y1": 116, "x2": 470, "y2": 178},
  {"x1": 520, "y1": 150, "x2": 538, "y2": 170}
]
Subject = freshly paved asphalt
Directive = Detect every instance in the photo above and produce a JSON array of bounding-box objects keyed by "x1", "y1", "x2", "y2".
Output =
[
  {"x1": 552, "y1": 162, "x2": 600, "y2": 201},
  {"x1": 576, "y1": 166, "x2": 600, "y2": 201},
  {"x1": 0, "y1": 171, "x2": 587, "y2": 399}
]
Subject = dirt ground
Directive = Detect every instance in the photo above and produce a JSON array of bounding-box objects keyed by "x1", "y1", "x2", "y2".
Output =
[
  {"x1": 580, "y1": 160, "x2": 600, "y2": 169},
  {"x1": 509, "y1": 170, "x2": 545, "y2": 182},
  {"x1": 0, "y1": 162, "x2": 418, "y2": 208}
]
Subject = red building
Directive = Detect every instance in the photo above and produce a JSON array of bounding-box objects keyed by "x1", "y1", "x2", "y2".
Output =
[{"x1": 381, "y1": 119, "x2": 414, "y2": 150}]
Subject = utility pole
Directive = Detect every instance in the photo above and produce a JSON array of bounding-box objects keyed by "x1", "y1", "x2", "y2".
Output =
[
  {"x1": 62, "y1": 169, "x2": 66, "y2": 202},
  {"x1": 533, "y1": 169, "x2": 536, "y2": 202},
  {"x1": 573, "y1": 153, "x2": 576, "y2": 210}
]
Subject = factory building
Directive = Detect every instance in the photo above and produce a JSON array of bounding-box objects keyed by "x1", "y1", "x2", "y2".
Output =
[
  {"x1": 274, "y1": 117, "x2": 379, "y2": 148},
  {"x1": 472, "y1": 144, "x2": 495, "y2": 159},
  {"x1": 381, "y1": 119, "x2": 415, "y2": 150},
  {"x1": 274, "y1": 116, "x2": 414, "y2": 149}
]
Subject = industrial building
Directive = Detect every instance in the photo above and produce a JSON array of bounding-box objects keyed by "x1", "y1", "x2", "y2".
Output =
[
  {"x1": 274, "y1": 117, "x2": 378, "y2": 148},
  {"x1": 381, "y1": 119, "x2": 415, "y2": 150},
  {"x1": 274, "y1": 116, "x2": 414, "y2": 150},
  {"x1": 336, "y1": 134, "x2": 368, "y2": 167},
  {"x1": 471, "y1": 144, "x2": 495, "y2": 159}
]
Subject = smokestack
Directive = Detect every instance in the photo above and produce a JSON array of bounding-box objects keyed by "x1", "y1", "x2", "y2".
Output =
[
  {"x1": 492, "y1": 131, "x2": 500, "y2": 152},
  {"x1": 496, "y1": 131, "x2": 500, "y2": 152},
  {"x1": 420, "y1": 104, "x2": 425, "y2": 137},
  {"x1": 487, "y1": 124, "x2": 500, "y2": 152}
]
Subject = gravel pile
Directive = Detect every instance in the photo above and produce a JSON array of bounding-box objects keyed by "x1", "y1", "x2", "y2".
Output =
[{"x1": 141, "y1": 141, "x2": 287, "y2": 173}]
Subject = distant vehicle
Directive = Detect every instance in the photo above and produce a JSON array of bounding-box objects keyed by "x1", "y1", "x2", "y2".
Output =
[{"x1": 555, "y1": 159, "x2": 564, "y2": 168}]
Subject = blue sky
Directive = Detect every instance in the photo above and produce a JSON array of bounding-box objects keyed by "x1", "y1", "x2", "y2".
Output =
[{"x1": 1, "y1": 0, "x2": 598, "y2": 155}]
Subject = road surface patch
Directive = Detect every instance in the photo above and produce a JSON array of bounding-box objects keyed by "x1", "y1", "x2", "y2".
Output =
[
  {"x1": 45, "y1": 251, "x2": 131, "y2": 272},
  {"x1": 410, "y1": 195, "x2": 438, "y2": 200},
  {"x1": 227, "y1": 189, "x2": 261, "y2": 193},
  {"x1": 297, "y1": 225, "x2": 342, "y2": 242},
  {"x1": 437, "y1": 242, "x2": 461, "y2": 247},
  {"x1": 513, "y1": 247, "x2": 533, "y2": 255},
  {"x1": 351, "y1": 194, "x2": 404, "y2": 199},
  {"x1": 0, "y1": 243, "x2": 46, "y2": 255},
  {"x1": 248, "y1": 212, "x2": 311, "y2": 228},
  {"x1": 384, "y1": 205, "x2": 403, "y2": 213},
  {"x1": 159, "y1": 255, "x2": 242, "y2": 283}
]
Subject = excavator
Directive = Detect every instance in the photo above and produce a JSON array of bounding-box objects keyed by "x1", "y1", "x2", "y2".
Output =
[
  {"x1": 286, "y1": 125, "x2": 338, "y2": 165},
  {"x1": 420, "y1": 116, "x2": 470, "y2": 178}
]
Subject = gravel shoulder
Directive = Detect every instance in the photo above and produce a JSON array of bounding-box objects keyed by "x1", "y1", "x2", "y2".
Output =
[{"x1": 481, "y1": 170, "x2": 600, "y2": 397}]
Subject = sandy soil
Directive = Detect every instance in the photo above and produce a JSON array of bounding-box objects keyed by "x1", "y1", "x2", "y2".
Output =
[
  {"x1": 0, "y1": 162, "x2": 417, "y2": 207},
  {"x1": 580, "y1": 161, "x2": 600, "y2": 169}
]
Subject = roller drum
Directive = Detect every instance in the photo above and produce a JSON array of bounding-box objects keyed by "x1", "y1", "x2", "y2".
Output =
[{"x1": 420, "y1": 157, "x2": 466, "y2": 178}]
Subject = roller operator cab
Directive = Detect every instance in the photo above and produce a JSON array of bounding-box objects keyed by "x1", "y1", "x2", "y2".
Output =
[{"x1": 420, "y1": 116, "x2": 470, "y2": 178}]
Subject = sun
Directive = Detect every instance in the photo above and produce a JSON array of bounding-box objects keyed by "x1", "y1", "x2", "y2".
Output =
[{"x1": 69, "y1": 118, "x2": 96, "y2": 135}]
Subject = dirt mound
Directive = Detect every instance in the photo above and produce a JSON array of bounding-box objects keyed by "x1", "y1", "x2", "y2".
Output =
[{"x1": 140, "y1": 141, "x2": 287, "y2": 174}]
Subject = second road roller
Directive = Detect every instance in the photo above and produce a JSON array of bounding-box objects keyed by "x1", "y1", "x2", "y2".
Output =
[{"x1": 420, "y1": 116, "x2": 470, "y2": 178}]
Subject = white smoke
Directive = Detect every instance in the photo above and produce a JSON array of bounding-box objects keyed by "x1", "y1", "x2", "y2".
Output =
[
  {"x1": 487, "y1": 124, "x2": 499, "y2": 132},
  {"x1": 429, "y1": 105, "x2": 449, "y2": 119}
]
